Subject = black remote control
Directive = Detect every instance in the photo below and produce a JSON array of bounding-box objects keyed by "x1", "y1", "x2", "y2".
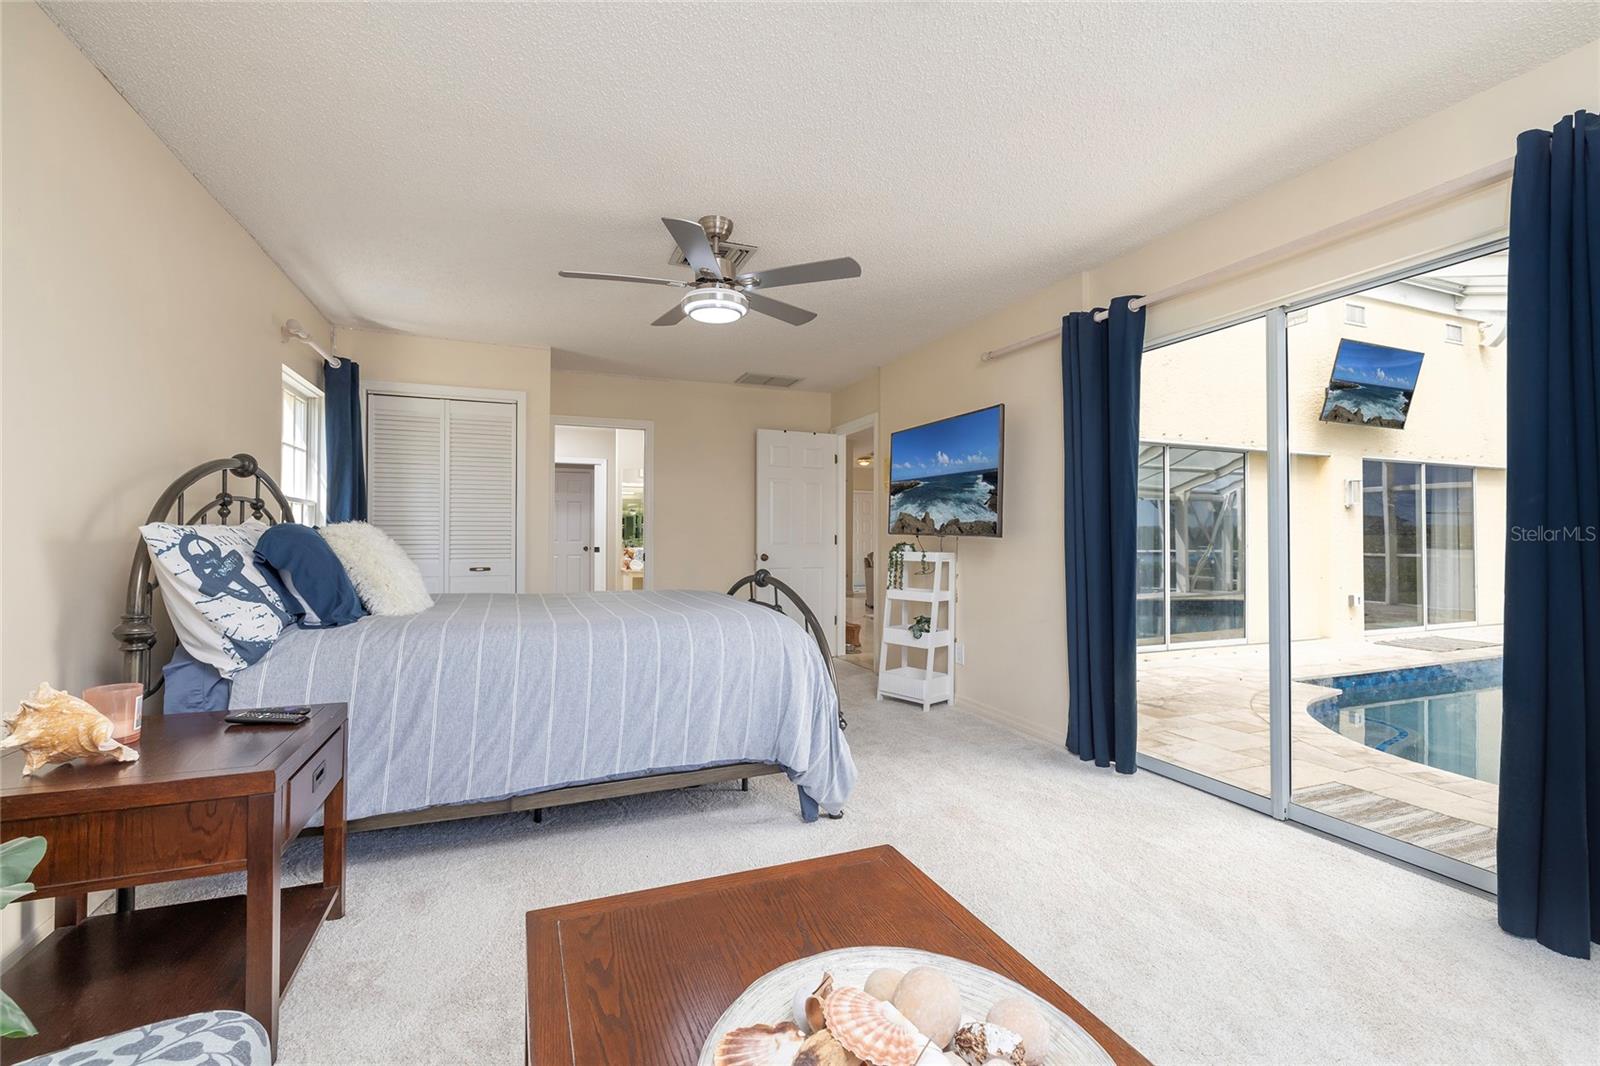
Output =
[{"x1": 225, "y1": 708, "x2": 310, "y2": 726}]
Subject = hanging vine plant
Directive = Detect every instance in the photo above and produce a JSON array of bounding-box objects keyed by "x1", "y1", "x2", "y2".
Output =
[{"x1": 887, "y1": 541, "x2": 914, "y2": 590}]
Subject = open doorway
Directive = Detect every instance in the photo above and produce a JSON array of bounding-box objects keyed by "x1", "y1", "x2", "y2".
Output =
[
  {"x1": 552, "y1": 420, "x2": 651, "y2": 592},
  {"x1": 838, "y1": 416, "x2": 878, "y2": 669}
]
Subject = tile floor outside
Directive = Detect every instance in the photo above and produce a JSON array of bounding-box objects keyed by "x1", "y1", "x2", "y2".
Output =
[{"x1": 1138, "y1": 625, "x2": 1503, "y2": 870}]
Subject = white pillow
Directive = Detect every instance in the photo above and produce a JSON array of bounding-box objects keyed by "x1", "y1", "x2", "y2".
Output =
[
  {"x1": 318, "y1": 521, "x2": 435, "y2": 616},
  {"x1": 139, "y1": 520, "x2": 294, "y2": 677}
]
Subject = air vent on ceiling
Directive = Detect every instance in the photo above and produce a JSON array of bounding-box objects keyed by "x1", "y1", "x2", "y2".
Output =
[
  {"x1": 673, "y1": 241, "x2": 758, "y2": 274},
  {"x1": 736, "y1": 372, "x2": 804, "y2": 388}
]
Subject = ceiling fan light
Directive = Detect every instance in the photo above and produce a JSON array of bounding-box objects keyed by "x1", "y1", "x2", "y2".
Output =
[{"x1": 681, "y1": 286, "x2": 748, "y2": 325}]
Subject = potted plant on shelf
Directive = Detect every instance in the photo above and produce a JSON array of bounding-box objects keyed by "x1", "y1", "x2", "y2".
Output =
[{"x1": 1, "y1": 836, "x2": 46, "y2": 1038}]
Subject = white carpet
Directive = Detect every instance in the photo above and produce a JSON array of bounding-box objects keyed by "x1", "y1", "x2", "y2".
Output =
[{"x1": 144, "y1": 662, "x2": 1598, "y2": 1065}]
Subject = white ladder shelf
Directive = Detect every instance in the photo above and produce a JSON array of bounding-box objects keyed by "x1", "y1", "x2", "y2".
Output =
[{"x1": 877, "y1": 550, "x2": 955, "y2": 711}]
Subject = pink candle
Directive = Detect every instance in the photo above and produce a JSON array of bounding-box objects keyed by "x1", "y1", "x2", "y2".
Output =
[{"x1": 83, "y1": 682, "x2": 143, "y2": 744}]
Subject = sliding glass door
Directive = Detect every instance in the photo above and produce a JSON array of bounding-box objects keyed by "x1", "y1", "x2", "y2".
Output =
[
  {"x1": 1285, "y1": 246, "x2": 1505, "y2": 885},
  {"x1": 1136, "y1": 318, "x2": 1270, "y2": 801},
  {"x1": 1136, "y1": 242, "x2": 1506, "y2": 889}
]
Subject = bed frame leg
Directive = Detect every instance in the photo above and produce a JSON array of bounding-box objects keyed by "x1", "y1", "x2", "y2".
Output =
[
  {"x1": 741, "y1": 778, "x2": 749, "y2": 792},
  {"x1": 532, "y1": 808, "x2": 543, "y2": 824}
]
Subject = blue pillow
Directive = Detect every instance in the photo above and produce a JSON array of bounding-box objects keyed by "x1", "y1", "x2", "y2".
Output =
[
  {"x1": 162, "y1": 645, "x2": 232, "y2": 713},
  {"x1": 253, "y1": 523, "x2": 366, "y2": 628}
]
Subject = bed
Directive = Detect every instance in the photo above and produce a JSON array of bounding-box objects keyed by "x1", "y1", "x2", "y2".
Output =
[{"x1": 115, "y1": 454, "x2": 854, "y2": 829}]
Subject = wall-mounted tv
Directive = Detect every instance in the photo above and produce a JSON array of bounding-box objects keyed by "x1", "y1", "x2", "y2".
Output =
[
  {"x1": 888, "y1": 404, "x2": 1004, "y2": 537},
  {"x1": 1320, "y1": 339, "x2": 1424, "y2": 429}
]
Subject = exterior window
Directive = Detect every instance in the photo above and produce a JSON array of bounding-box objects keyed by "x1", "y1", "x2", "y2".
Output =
[
  {"x1": 1138, "y1": 443, "x2": 1246, "y2": 646},
  {"x1": 1344, "y1": 302, "x2": 1367, "y2": 326},
  {"x1": 1363, "y1": 459, "x2": 1475, "y2": 629},
  {"x1": 281, "y1": 366, "x2": 325, "y2": 524},
  {"x1": 1445, "y1": 322, "x2": 1464, "y2": 344},
  {"x1": 1286, "y1": 309, "x2": 1309, "y2": 327}
]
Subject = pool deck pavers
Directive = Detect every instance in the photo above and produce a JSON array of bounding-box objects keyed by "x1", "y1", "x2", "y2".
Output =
[{"x1": 1138, "y1": 625, "x2": 1503, "y2": 870}]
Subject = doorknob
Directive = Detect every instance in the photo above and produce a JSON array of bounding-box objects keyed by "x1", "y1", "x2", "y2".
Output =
[{"x1": 760, "y1": 553, "x2": 769, "y2": 562}]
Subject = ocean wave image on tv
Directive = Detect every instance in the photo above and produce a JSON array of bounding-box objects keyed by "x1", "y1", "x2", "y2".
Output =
[
  {"x1": 1319, "y1": 338, "x2": 1425, "y2": 430},
  {"x1": 889, "y1": 405, "x2": 1002, "y2": 536}
]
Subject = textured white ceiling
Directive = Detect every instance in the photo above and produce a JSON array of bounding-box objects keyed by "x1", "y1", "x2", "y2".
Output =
[{"x1": 43, "y1": 2, "x2": 1596, "y2": 390}]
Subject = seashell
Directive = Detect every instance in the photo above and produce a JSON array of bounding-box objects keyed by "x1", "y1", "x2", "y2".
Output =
[
  {"x1": 985, "y1": 998, "x2": 1048, "y2": 1066},
  {"x1": 823, "y1": 985, "x2": 929, "y2": 1066},
  {"x1": 714, "y1": 1022, "x2": 806, "y2": 1066},
  {"x1": 890, "y1": 967, "x2": 962, "y2": 1048},
  {"x1": 863, "y1": 967, "x2": 905, "y2": 1001},
  {"x1": 949, "y1": 1022, "x2": 1026, "y2": 1066},
  {"x1": 792, "y1": 972, "x2": 834, "y2": 1034},
  {"x1": 2, "y1": 684, "x2": 139, "y2": 776},
  {"x1": 794, "y1": 1027, "x2": 862, "y2": 1066}
]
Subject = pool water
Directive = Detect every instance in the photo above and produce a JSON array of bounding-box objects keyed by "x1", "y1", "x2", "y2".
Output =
[{"x1": 1305, "y1": 659, "x2": 1502, "y2": 784}]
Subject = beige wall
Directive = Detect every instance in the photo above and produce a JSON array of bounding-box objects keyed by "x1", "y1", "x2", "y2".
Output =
[
  {"x1": 334, "y1": 328, "x2": 552, "y2": 592},
  {"x1": 552, "y1": 371, "x2": 832, "y2": 590},
  {"x1": 1, "y1": 2, "x2": 333, "y2": 959},
  {"x1": 841, "y1": 41, "x2": 1595, "y2": 743}
]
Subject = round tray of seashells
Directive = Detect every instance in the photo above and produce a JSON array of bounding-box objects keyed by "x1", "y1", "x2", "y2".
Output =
[{"x1": 700, "y1": 945, "x2": 1114, "y2": 1066}]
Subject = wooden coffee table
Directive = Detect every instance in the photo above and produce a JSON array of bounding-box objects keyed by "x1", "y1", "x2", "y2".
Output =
[{"x1": 525, "y1": 845, "x2": 1145, "y2": 1065}]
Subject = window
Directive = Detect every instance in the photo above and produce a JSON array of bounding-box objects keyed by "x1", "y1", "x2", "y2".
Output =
[
  {"x1": 1138, "y1": 443, "x2": 1246, "y2": 646},
  {"x1": 281, "y1": 366, "x2": 325, "y2": 524},
  {"x1": 1286, "y1": 309, "x2": 1309, "y2": 327},
  {"x1": 1445, "y1": 322, "x2": 1464, "y2": 344},
  {"x1": 1344, "y1": 302, "x2": 1367, "y2": 326},
  {"x1": 1363, "y1": 459, "x2": 1475, "y2": 629}
]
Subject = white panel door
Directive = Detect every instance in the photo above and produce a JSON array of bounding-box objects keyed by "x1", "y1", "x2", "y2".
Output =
[
  {"x1": 551, "y1": 465, "x2": 595, "y2": 593},
  {"x1": 445, "y1": 399, "x2": 517, "y2": 593},
  {"x1": 852, "y1": 490, "x2": 874, "y2": 590},
  {"x1": 367, "y1": 393, "x2": 446, "y2": 594},
  {"x1": 756, "y1": 429, "x2": 844, "y2": 654}
]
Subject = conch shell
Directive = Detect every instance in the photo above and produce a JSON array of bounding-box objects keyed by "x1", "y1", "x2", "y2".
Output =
[{"x1": 2, "y1": 684, "x2": 140, "y2": 775}]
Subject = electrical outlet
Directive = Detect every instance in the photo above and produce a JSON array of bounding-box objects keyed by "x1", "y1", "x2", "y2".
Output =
[{"x1": 954, "y1": 642, "x2": 965, "y2": 666}]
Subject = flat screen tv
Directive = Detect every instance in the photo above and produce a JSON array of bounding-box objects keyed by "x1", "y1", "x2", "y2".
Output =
[
  {"x1": 888, "y1": 404, "x2": 1004, "y2": 537},
  {"x1": 1319, "y1": 338, "x2": 1424, "y2": 430}
]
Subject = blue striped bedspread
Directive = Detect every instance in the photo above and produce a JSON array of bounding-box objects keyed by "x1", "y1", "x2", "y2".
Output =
[{"x1": 229, "y1": 591, "x2": 855, "y2": 821}]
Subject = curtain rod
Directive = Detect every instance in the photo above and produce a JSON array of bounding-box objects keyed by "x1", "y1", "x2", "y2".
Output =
[
  {"x1": 979, "y1": 155, "x2": 1515, "y2": 363},
  {"x1": 281, "y1": 318, "x2": 343, "y2": 368}
]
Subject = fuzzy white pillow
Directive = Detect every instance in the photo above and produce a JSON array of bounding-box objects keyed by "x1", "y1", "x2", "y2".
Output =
[{"x1": 318, "y1": 522, "x2": 435, "y2": 616}]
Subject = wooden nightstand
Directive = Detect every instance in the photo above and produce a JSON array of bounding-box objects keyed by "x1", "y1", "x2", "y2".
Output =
[{"x1": 0, "y1": 703, "x2": 347, "y2": 1062}]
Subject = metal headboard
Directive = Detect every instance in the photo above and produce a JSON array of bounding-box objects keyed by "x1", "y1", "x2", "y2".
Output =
[
  {"x1": 727, "y1": 569, "x2": 845, "y2": 731},
  {"x1": 115, "y1": 453, "x2": 294, "y2": 697}
]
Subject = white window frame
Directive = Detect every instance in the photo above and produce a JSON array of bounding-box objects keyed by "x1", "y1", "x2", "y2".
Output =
[
  {"x1": 281, "y1": 365, "x2": 326, "y2": 525},
  {"x1": 1344, "y1": 302, "x2": 1367, "y2": 326},
  {"x1": 1444, "y1": 322, "x2": 1464, "y2": 345}
]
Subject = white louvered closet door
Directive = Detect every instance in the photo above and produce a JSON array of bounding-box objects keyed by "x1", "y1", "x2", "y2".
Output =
[
  {"x1": 365, "y1": 393, "x2": 519, "y2": 594},
  {"x1": 367, "y1": 394, "x2": 447, "y2": 593},
  {"x1": 445, "y1": 399, "x2": 517, "y2": 592}
]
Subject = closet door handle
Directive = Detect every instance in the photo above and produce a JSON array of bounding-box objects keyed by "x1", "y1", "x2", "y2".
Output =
[
  {"x1": 468, "y1": 566, "x2": 491, "y2": 572},
  {"x1": 760, "y1": 553, "x2": 770, "y2": 562}
]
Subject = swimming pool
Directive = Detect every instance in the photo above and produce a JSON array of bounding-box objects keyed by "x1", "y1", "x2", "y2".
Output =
[{"x1": 1304, "y1": 658, "x2": 1502, "y2": 783}]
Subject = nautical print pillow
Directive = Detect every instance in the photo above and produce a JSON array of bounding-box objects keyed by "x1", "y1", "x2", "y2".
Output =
[{"x1": 138, "y1": 520, "x2": 295, "y2": 677}]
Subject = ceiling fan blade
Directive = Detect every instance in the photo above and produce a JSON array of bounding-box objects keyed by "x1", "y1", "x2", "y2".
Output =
[
  {"x1": 737, "y1": 257, "x2": 861, "y2": 290},
  {"x1": 651, "y1": 303, "x2": 686, "y2": 326},
  {"x1": 744, "y1": 291, "x2": 817, "y2": 326},
  {"x1": 559, "y1": 271, "x2": 687, "y2": 287},
  {"x1": 661, "y1": 217, "x2": 722, "y2": 277}
]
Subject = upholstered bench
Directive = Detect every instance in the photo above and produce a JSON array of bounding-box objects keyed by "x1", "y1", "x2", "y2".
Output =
[{"x1": 16, "y1": 1011, "x2": 269, "y2": 1066}]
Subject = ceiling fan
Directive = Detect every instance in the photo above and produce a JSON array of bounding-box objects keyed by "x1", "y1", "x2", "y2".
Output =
[{"x1": 558, "y1": 215, "x2": 861, "y2": 327}]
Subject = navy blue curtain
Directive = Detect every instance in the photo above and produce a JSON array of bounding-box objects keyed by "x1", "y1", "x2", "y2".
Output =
[
  {"x1": 1062, "y1": 296, "x2": 1145, "y2": 772},
  {"x1": 1499, "y1": 111, "x2": 1599, "y2": 959},
  {"x1": 322, "y1": 359, "x2": 367, "y2": 523}
]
